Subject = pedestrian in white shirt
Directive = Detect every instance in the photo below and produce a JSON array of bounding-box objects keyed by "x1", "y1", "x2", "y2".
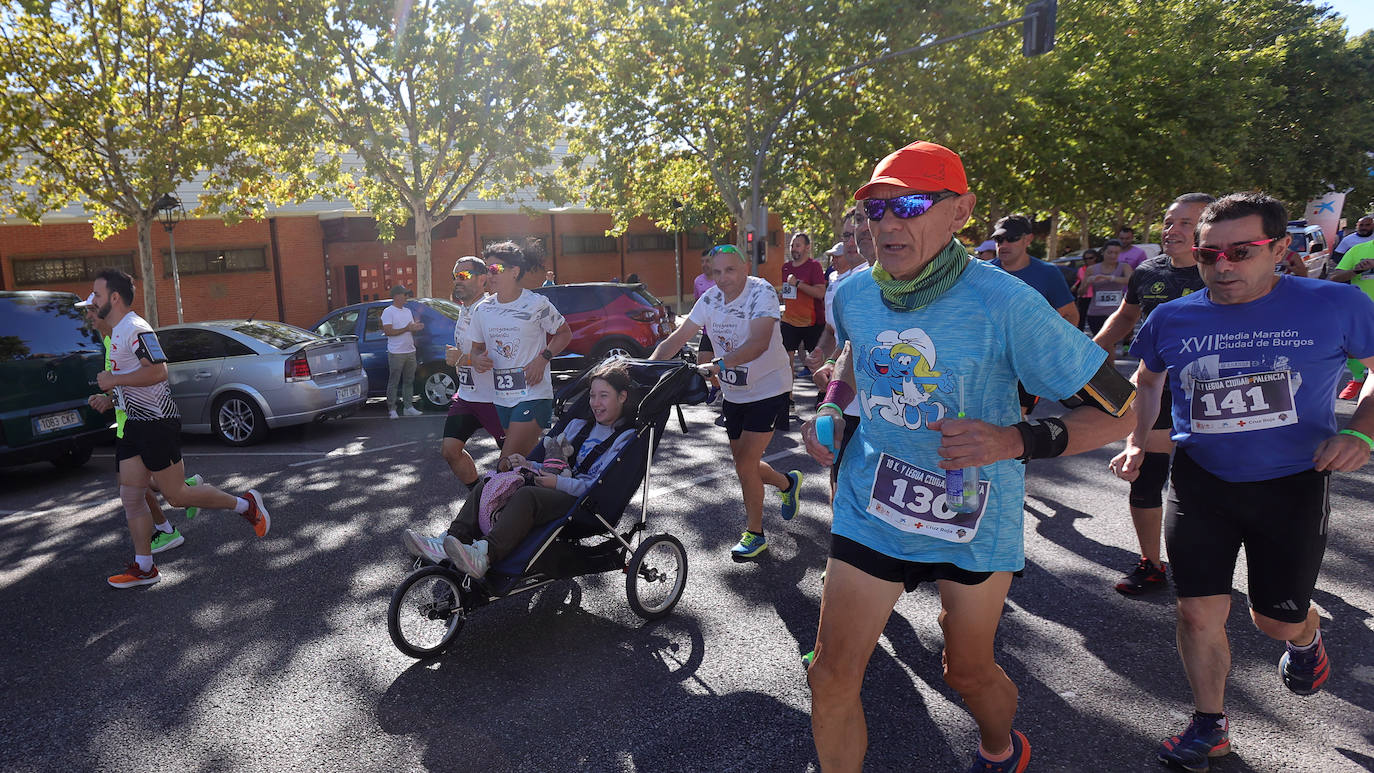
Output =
[{"x1": 381, "y1": 284, "x2": 425, "y2": 418}]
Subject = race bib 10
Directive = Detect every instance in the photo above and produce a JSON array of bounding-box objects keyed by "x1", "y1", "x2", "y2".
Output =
[
  {"x1": 866, "y1": 453, "x2": 990, "y2": 543},
  {"x1": 719, "y1": 365, "x2": 749, "y2": 387},
  {"x1": 1190, "y1": 370, "x2": 1297, "y2": 434}
]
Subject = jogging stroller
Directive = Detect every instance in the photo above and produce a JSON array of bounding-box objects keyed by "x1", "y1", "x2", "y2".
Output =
[{"x1": 386, "y1": 358, "x2": 709, "y2": 659}]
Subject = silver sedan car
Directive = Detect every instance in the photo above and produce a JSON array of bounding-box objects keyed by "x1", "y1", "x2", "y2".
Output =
[{"x1": 155, "y1": 320, "x2": 368, "y2": 446}]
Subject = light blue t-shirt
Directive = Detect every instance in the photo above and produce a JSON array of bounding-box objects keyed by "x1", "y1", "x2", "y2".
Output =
[
  {"x1": 1132, "y1": 275, "x2": 1374, "y2": 482},
  {"x1": 832, "y1": 259, "x2": 1106, "y2": 571}
]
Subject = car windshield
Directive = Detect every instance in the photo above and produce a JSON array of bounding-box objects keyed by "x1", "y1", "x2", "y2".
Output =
[
  {"x1": 229, "y1": 320, "x2": 318, "y2": 350},
  {"x1": 420, "y1": 298, "x2": 462, "y2": 319},
  {"x1": 0, "y1": 294, "x2": 101, "y2": 360}
]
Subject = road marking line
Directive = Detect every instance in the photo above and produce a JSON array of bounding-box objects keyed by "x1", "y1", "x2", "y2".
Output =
[
  {"x1": 287, "y1": 440, "x2": 418, "y2": 467},
  {"x1": 655, "y1": 449, "x2": 803, "y2": 496}
]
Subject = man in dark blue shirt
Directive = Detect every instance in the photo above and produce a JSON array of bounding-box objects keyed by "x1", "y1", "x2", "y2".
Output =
[{"x1": 989, "y1": 214, "x2": 1079, "y2": 327}]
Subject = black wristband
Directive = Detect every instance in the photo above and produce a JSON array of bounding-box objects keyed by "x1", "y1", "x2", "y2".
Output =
[
  {"x1": 1012, "y1": 417, "x2": 1069, "y2": 462},
  {"x1": 540, "y1": 348, "x2": 553, "y2": 361}
]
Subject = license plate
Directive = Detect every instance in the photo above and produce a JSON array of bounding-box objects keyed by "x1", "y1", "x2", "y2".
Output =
[
  {"x1": 336, "y1": 384, "x2": 362, "y2": 404},
  {"x1": 34, "y1": 409, "x2": 82, "y2": 435}
]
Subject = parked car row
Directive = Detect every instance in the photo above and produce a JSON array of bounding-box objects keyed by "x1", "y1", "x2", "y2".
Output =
[
  {"x1": 3, "y1": 281, "x2": 676, "y2": 466},
  {"x1": 311, "y1": 282, "x2": 675, "y2": 411}
]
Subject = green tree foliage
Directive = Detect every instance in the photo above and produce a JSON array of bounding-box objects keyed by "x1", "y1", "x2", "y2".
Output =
[
  {"x1": 0, "y1": 0, "x2": 291, "y2": 324},
  {"x1": 233, "y1": 0, "x2": 582, "y2": 297},
  {"x1": 565, "y1": 0, "x2": 940, "y2": 260}
]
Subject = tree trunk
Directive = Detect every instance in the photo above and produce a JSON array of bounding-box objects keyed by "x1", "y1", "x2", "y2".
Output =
[
  {"x1": 413, "y1": 205, "x2": 434, "y2": 298},
  {"x1": 1046, "y1": 211, "x2": 1060, "y2": 259},
  {"x1": 135, "y1": 215, "x2": 159, "y2": 326}
]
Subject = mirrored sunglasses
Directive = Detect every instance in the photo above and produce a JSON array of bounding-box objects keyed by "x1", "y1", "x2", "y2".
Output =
[
  {"x1": 1191, "y1": 237, "x2": 1279, "y2": 265},
  {"x1": 862, "y1": 192, "x2": 958, "y2": 222}
]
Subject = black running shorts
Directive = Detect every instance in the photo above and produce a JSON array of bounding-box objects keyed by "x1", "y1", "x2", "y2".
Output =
[
  {"x1": 1164, "y1": 448, "x2": 1330, "y2": 624},
  {"x1": 830, "y1": 534, "x2": 1004, "y2": 593},
  {"x1": 781, "y1": 322, "x2": 823, "y2": 353},
  {"x1": 115, "y1": 418, "x2": 182, "y2": 472},
  {"x1": 721, "y1": 392, "x2": 789, "y2": 440}
]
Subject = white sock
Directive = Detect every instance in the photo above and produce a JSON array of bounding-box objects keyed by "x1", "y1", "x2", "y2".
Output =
[
  {"x1": 135, "y1": 554, "x2": 153, "y2": 572},
  {"x1": 234, "y1": 497, "x2": 250, "y2": 514},
  {"x1": 155, "y1": 521, "x2": 174, "y2": 534},
  {"x1": 1290, "y1": 629, "x2": 1321, "y2": 652}
]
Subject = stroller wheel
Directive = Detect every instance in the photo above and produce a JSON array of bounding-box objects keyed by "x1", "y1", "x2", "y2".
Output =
[
  {"x1": 626, "y1": 533, "x2": 688, "y2": 620},
  {"x1": 388, "y1": 565, "x2": 468, "y2": 658}
]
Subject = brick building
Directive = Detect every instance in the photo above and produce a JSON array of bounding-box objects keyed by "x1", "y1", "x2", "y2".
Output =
[{"x1": 1, "y1": 198, "x2": 788, "y2": 329}]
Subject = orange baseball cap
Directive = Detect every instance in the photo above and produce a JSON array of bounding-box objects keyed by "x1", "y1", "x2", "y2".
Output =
[{"x1": 853, "y1": 141, "x2": 968, "y2": 199}]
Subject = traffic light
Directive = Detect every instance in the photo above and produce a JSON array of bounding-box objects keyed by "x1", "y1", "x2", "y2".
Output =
[{"x1": 1023, "y1": 0, "x2": 1056, "y2": 57}]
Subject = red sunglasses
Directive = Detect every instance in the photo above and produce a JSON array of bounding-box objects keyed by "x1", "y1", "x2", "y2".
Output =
[{"x1": 1191, "y1": 237, "x2": 1279, "y2": 265}]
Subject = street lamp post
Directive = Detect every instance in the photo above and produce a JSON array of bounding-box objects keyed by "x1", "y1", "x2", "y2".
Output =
[
  {"x1": 154, "y1": 193, "x2": 186, "y2": 324},
  {"x1": 671, "y1": 199, "x2": 684, "y2": 314}
]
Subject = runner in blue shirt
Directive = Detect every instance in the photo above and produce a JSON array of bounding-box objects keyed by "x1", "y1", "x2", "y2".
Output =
[
  {"x1": 1116, "y1": 192, "x2": 1374, "y2": 772},
  {"x1": 803, "y1": 141, "x2": 1136, "y2": 773}
]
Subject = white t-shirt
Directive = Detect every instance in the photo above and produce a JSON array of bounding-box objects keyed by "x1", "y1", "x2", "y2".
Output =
[
  {"x1": 688, "y1": 276, "x2": 792, "y2": 403},
  {"x1": 824, "y1": 264, "x2": 871, "y2": 417},
  {"x1": 109, "y1": 311, "x2": 178, "y2": 421},
  {"x1": 453, "y1": 296, "x2": 495, "y2": 402},
  {"x1": 1336, "y1": 232, "x2": 1374, "y2": 254},
  {"x1": 466, "y1": 289, "x2": 567, "y2": 407},
  {"x1": 380, "y1": 304, "x2": 417, "y2": 354}
]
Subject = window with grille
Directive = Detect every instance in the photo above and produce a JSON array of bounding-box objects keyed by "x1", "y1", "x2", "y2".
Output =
[{"x1": 13, "y1": 253, "x2": 137, "y2": 286}]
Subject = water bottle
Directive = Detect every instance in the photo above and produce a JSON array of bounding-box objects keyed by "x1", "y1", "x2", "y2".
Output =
[
  {"x1": 946, "y1": 464, "x2": 980, "y2": 513},
  {"x1": 945, "y1": 374, "x2": 980, "y2": 513}
]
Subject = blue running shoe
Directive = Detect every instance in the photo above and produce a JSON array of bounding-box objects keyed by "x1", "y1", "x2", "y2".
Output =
[
  {"x1": 730, "y1": 531, "x2": 767, "y2": 562},
  {"x1": 1158, "y1": 715, "x2": 1230, "y2": 772},
  {"x1": 1280, "y1": 629, "x2": 1330, "y2": 696},
  {"x1": 778, "y1": 470, "x2": 802, "y2": 521},
  {"x1": 967, "y1": 729, "x2": 1030, "y2": 773}
]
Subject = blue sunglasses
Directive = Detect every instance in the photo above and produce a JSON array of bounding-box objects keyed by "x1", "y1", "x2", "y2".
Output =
[{"x1": 862, "y1": 191, "x2": 958, "y2": 221}]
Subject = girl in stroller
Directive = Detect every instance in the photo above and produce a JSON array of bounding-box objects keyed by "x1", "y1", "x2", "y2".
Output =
[{"x1": 403, "y1": 360, "x2": 639, "y2": 579}]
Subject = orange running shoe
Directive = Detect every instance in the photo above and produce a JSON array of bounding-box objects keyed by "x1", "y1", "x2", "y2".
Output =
[
  {"x1": 241, "y1": 489, "x2": 271, "y2": 538},
  {"x1": 108, "y1": 563, "x2": 160, "y2": 588}
]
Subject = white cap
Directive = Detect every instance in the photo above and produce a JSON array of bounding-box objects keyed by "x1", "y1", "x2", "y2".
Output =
[
  {"x1": 74, "y1": 292, "x2": 96, "y2": 307},
  {"x1": 825, "y1": 241, "x2": 845, "y2": 257}
]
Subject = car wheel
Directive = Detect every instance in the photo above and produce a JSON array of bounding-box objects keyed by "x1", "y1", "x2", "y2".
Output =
[
  {"x1": 417, "y1": 363, "x2": 456, "y2": 412},
  {"x1": 50, "y1": 445, "x2": 93, "y2": 469},
  {"x1": 213, "y1": 392, "x2": 268, "y2": 446},
  {"x1": 591, "y1": 337, "x2": 645, "y2": 365}
]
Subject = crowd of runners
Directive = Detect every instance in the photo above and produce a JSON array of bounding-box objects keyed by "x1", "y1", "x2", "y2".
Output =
[{"x1": 80, "y1": 138, "x2": 1374, "y2": 773}]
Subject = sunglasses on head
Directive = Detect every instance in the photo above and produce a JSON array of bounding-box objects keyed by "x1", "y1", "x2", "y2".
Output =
[
  {"x1": 1190, "y1": 237, "x2": 1279, "y2": 265},
  {"x1": 486, "y1": 263, "x2": 509, "y2": 275},
  {"x1": 709, "y1": 244, "x2": 742, "y2": 257},
  {"x1": 862, "y1": 191, "x2": 958, "y2": 222}
]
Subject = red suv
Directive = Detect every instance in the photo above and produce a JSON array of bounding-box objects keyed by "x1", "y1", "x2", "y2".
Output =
[{"x1": 532, "y1": 282, "x2": 675, "y2": 368}]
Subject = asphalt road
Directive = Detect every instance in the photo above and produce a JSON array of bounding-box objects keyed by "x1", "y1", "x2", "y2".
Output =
[{"x1": 1, "y1": 374, "x2": 1372, "y2": 773}]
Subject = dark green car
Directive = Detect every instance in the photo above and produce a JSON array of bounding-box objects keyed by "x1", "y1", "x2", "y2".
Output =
[{"x1": 0, "y1": 290, "x2": 114, "y2": 468}]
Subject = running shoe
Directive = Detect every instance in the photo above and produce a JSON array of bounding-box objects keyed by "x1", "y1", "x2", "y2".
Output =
[
  {"x1": 184, "y1": 474, "x2": 202, "y2": 520},
  {"x1": 403, "y1": 406, "x2": 423, "y2": 417},
  {"x1": 241, "y1": 489, "x2": 270, "y2": 538},
  {"x1": 1158, "y1": 715, "x2": 1230, "y2": 772},
  {"x1": 444, "y1": 536, "x2": 489, "y2": 578},
  {"x1": 403, "y1": 529, "x2": 447, "y2": 564},
  {"x1": 1115, "y1": 556, "x2": 1168, "y2": 596},
  {"x1": 705, "y1": 385, "x2": 720, "y2": 405},
  {"x1": 150, "y1": 528, "x2": 185, "y2": 554},
  {"x1": 801, "y1": 650, "x2": 815, "y2": 667},
  {"x1": 966, "y1": 729, "x2": 1030, "y2": 773},
  {"x1": 778, "y1": 470, "x2": 803, "y2": 521},
  {"x1": 108, "y1": 563, "x2": 160, "y2": 588},
  {"x1": 730, "y1": 531, "x2": 767, "y2": 562},
  {"x1": 388, "y1": 409, "x2": 399, "y2": 419},
  {"x1": 797, "y1": 366, "x2": 812, "y2": 379},
  {"x1": 1279, "y1": 630, "x2": 1330, "y2": 696},
  {"x1": 714, "y1": 414, "x2": 727, "y2": 428},
  {"x1": 1338, "y1": 379, "x2": 1364, "y2": 400}
]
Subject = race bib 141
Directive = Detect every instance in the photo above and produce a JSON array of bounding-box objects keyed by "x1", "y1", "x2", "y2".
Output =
[{"x1": 1190, "y1": 370, "x2": 1297, "y2": 434}]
